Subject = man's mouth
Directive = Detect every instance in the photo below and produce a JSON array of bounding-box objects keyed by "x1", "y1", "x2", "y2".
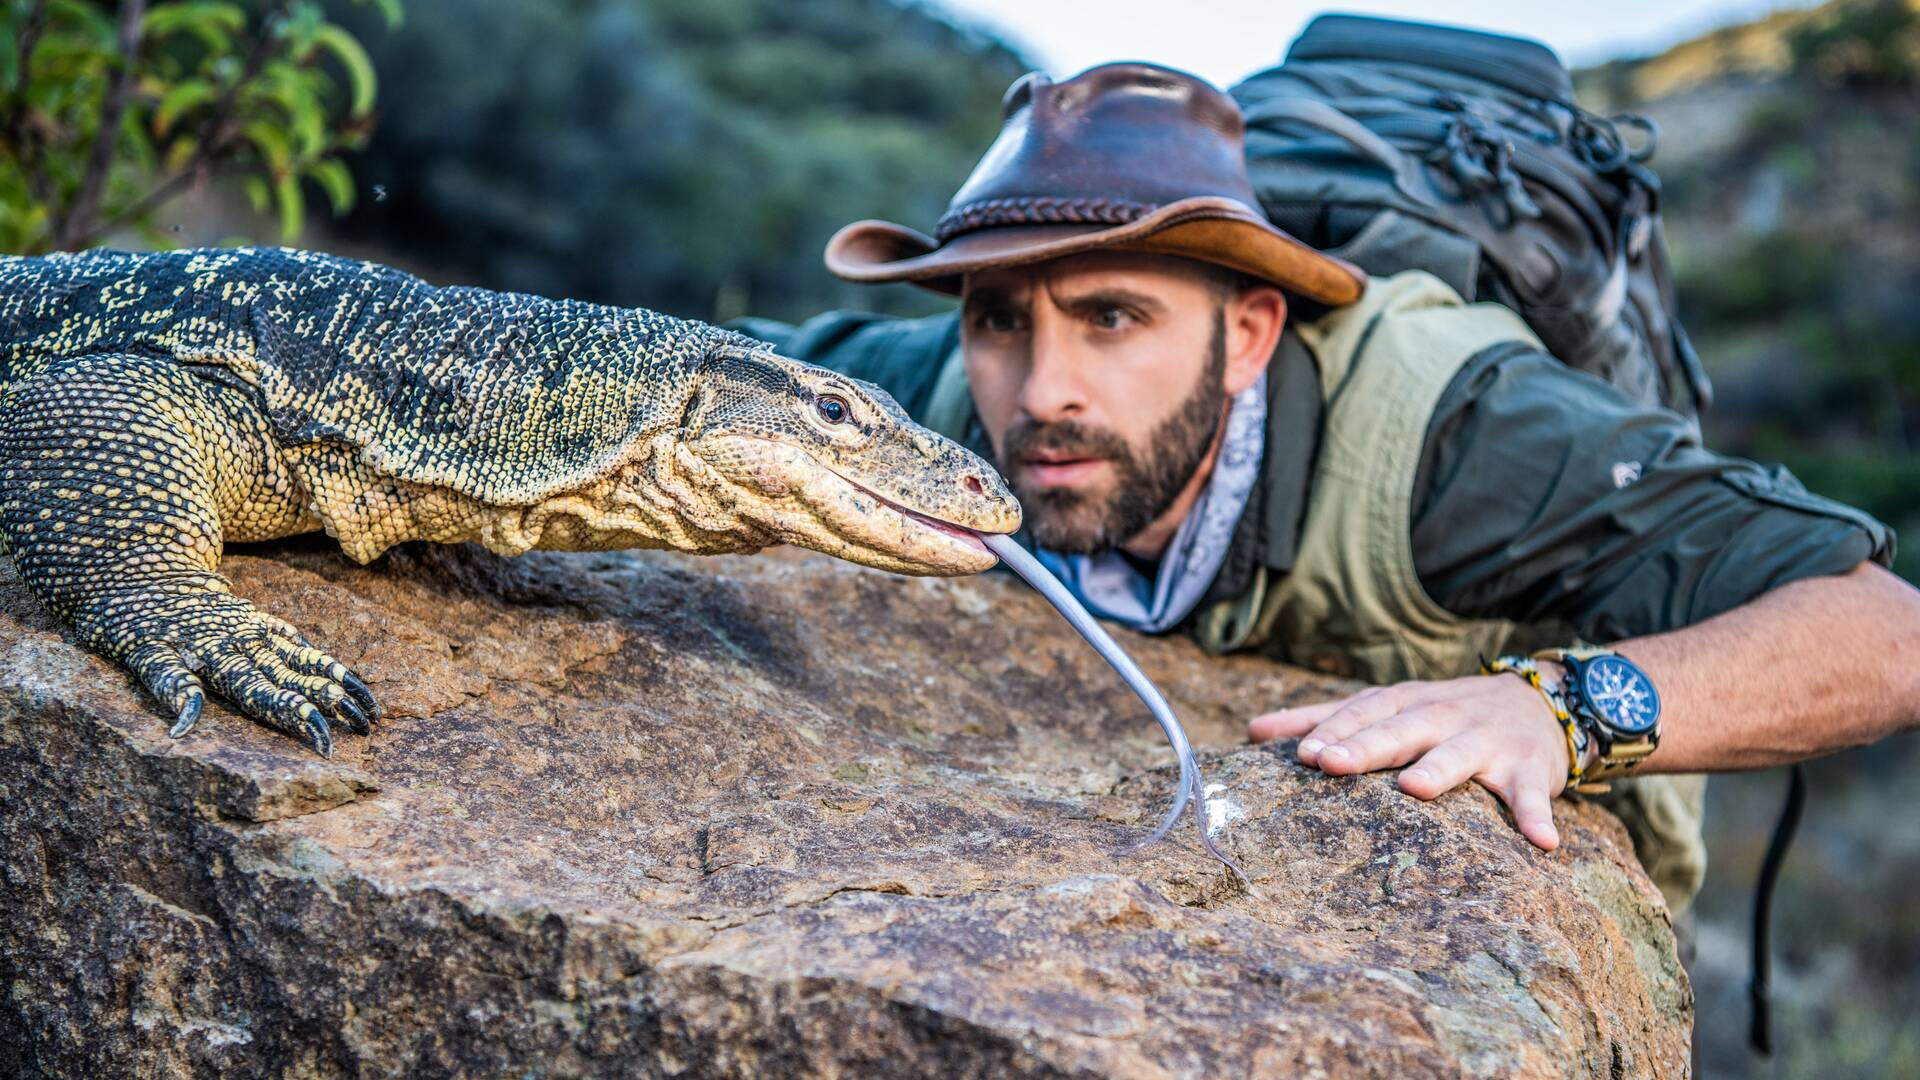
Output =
[{"x1": 1017, "y1": 452, "x2": 1110, "y2": 488}]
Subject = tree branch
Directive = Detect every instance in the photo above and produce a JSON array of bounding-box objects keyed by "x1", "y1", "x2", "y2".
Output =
[
  {"x1": 8, "y1": 0, "x2": 48, "y2": 102},
  {"x1": 55, "y1": 0, "x2": 148, "y2": 249},
  {"x1": 3, "y1": 0, "x2": 56, "y2": 222},
  {"x1": 70, "y1": 0, "x2": 291, "y2": 250}
]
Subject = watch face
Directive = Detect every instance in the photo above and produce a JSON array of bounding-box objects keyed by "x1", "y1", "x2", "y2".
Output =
[{"x1": 1581, "y1": 655, "x2": 1661, "y2": 736}]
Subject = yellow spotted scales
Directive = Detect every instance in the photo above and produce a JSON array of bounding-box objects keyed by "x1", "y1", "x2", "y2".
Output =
[{"x1": 0, "y1": 247, "x2": 1018, "y2": 754}]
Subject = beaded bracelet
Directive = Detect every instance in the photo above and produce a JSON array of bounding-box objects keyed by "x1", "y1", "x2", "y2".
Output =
[{"x1": 1479, "y1": 654, "x2": 1592, "y2": 788}]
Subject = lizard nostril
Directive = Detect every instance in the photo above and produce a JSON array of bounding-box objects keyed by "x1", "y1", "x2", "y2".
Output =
[{"x1": 963, "y1": 475, "x2": 983, "y2": 495}]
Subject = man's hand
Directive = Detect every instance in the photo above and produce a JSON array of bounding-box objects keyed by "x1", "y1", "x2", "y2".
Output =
[{"x1": 1247, "y1": 672, "x2": 1572, "y2": 851}]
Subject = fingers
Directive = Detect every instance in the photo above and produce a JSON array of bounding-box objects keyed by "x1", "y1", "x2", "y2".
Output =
[
  {"x1": 1247, "y1": 701, "x2": 1340, "y2": 742},
  {"x1": 1397, "y1": 729, "x2": 1492, "y2": 799},
  {"x1": 1259, "y1": 675, "x2": 1572, "y2": 853},
  {"x1": 1403, "y1": 743, "x2": 1564, "y2": 852},
  {"x1": 1291, "y1": 687, "x2": 1399, "y2": 766},
  {"x1": 1507, "y1": 778, "x2": 1561, "y2": 851},
  {"x1": 1315, "y1": 701, "x2": 1473, "y2": 776}
]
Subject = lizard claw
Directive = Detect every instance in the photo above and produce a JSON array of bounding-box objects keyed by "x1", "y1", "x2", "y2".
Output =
[
  {"x1": 339, "y1": 669, "x2": 382, "y2": 726},
  {"x1": 168, "y1": 688, "x2": 205, "y2": 738},
  {"x1": 334, "y1": 694, "x2": 371, "y2": 736},
  {"x1": 92, "y1": 591, "x2": 380, "y2": 757},
  {"x1": 299, "y1": 706, "x2": 334, "y2": 758}
]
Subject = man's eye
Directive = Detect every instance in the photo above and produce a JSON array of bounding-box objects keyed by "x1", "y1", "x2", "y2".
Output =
[
  {"x1": 970, "y1": 309, "x2": 1022, "y2": 334},
  {"x1": 1093, "y1": 307, "x2": 1131, "y2": 330}
]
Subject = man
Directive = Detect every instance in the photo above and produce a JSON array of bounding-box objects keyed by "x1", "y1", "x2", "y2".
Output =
[{"x1": 734, "y1": 63, "x2": 1920, "y2": 912}]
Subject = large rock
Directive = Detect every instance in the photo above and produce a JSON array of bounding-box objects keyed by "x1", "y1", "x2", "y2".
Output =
[{"x1": 0, "y1": 539, "x2": 1690, "y2": 1078}]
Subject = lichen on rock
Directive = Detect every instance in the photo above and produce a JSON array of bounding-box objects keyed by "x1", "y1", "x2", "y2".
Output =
[{"x1": 0, "y1": 539, "x2": 1691, "y2": 1077}]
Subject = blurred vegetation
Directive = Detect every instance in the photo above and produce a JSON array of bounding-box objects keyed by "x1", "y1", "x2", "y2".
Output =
[
  {"x1": 0, "y1": 0, "x2": 398, "y2": 253},
  {"x1": 1788, "y1": 0, "x2": 1920, "y2": 87},
  {"x1": 326, "y1": 0, "x2": 1028, "y2": 322}
]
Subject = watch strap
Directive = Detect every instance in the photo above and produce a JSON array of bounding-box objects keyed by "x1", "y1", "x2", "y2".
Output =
[{"x1": 1531, "y1": 647, "x2": 1659, "y2": 787}]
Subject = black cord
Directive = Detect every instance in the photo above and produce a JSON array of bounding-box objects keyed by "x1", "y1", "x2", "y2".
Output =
[{"x1": 1749, "y1": 763, "x2": 1809, "y2": 1056}]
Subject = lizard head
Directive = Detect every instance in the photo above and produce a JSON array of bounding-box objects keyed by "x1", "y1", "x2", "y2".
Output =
[{"x1": 675, "y1": 341, "x2": 1022, "y2": 575}]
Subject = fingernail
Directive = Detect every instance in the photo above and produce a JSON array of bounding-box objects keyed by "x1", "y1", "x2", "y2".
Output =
[
  {"x1": 1404, "y1": 767, "x2": 1430, "y2": 784},
  {"x1": 1299, "y1": 739, "x2": 1323, "y2": 757},
  {"x1": 1323, "y1": 745, "x2": 1350, "y2": 761}
]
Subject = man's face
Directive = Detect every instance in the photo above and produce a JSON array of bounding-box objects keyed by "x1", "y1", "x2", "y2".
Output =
[{"x1": 961, "y1": 251, "x2": 1282, "y2": 555}]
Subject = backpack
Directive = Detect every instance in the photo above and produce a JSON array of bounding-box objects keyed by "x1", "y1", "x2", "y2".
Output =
[{"x1": 1233, "y1": 13, "x2": 1713, "y2": 417}]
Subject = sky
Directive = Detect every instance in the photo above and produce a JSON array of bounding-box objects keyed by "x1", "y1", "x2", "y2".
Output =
[{"x1": 929, "y1": 0, "x2": 1824, "y2": 87}]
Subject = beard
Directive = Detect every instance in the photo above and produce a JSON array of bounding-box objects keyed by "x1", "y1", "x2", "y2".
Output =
[{"x1": 997, "y1": 313, "x2": 1229, "y2": 555}]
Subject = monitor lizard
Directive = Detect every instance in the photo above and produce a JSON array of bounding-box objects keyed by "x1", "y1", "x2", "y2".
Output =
[{"x1": 0, "y1": 247, "x2": 1020, "y2": 755}]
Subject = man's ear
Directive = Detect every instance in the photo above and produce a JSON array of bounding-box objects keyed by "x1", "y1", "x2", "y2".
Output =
[{"x1": 1222, "y1": 284, "x2": 1286, "y2": 396}]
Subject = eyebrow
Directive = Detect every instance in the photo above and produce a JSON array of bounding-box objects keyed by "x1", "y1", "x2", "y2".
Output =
[
  {"x1": 1048, "y1": 287, "x2": 1166, "y2": 321},
  {"x1": 962, "y1": 287, "x2": 1018, "y2": 316}
]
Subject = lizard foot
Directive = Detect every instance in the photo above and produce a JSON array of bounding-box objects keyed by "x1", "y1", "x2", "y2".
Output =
[{"x1": 80, "y1": 584, "x2": 381, "y2": 756}]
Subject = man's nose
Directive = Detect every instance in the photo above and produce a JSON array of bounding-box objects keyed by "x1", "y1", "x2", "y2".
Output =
[{"x1": 1016, "y1": 323, "x2": 1090, "y2": 423}]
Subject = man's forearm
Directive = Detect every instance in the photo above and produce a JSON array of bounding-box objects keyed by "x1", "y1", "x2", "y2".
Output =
[
  {"x1": 1613, "y1": 561, "x2": 1920, "y2": 773},
  {"x1": 1248, "y1": 559, "x2": 1920, "y2": 852}
]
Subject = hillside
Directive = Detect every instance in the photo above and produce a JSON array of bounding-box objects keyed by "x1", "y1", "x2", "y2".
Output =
[{"x1": 326, "y1": 0, "x2": 1028, "y2": 324}]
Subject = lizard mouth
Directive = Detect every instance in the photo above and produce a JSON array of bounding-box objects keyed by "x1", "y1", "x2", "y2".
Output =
[{"x1": 838, "y1": 474, "x2": 997, "y2": 555}]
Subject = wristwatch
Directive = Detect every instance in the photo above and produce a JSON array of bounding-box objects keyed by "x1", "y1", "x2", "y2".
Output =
[{"x1": 1535, "y1": 647, "x2": 1661, "y2": 785}]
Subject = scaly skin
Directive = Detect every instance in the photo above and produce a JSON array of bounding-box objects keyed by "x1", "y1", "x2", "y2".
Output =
[{"x1": 0, "y1": 247, "x2": 1020, "y2": 754}]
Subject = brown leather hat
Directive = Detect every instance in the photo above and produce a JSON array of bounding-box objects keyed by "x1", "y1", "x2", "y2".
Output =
[{"x1": 825, "y1": 62, "x2": 1365, "y2": 305}]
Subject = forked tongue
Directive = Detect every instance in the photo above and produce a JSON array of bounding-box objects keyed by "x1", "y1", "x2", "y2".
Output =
[{"x1": 980, "y1": 532, "x2": 1251, "y2": 889}]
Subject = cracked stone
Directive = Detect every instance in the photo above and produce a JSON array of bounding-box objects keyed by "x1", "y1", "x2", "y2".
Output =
[{"x1": 0, "y1": 539, "x2": 1690, "y2": 1077}]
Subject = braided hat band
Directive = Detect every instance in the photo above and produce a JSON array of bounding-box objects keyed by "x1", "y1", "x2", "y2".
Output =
[{"x1": 935, "y1": 197, "x2": 1159, "y2": 243}]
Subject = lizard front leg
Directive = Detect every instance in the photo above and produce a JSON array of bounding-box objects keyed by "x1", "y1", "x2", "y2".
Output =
[{"x1": 0, "y1": 353, "x2": 378, "y2": 754}]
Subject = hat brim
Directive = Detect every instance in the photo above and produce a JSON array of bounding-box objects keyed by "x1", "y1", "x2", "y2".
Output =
[{"x1": 824, "y1": 196, "x2": 1365, "y2": 306}]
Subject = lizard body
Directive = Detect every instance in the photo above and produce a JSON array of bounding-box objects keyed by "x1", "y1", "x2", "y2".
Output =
[{"x1": 0, "y1": 247, "x2": 1018, "y2": 753}]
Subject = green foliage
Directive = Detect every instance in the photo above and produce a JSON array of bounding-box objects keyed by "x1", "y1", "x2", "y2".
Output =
[
  {"x1": 0, "y1": 0, "x2": 399, "y2": 254},
  {"x1": 1680, "y1": 231, "x2": 1842, "y2": 327},
  {"x1": 1788, "y1": 0, "x2": 1920, "y2": 88},
  {"x1": 329, "y1": 0, "x2": 1030, "y2": 321}
]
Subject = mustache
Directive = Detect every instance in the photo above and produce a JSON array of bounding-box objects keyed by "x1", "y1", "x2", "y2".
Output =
[{"x1": 999, "y1": 418, "x2": 1132, "y2": 464}]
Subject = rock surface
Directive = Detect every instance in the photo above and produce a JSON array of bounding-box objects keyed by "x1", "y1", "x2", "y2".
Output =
[{"x1": 0, "y1": 538, "x2": 1690, "y2": 1078}]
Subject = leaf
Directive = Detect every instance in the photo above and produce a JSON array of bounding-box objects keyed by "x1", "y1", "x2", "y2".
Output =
[
  {"x1": 252, "y1": 62, "x2": 326, "y2": 159},
  {"x1": 242, "y1": 174, "x2": 270, "y2": 215},
  {"x1": 141, "y1": 3, "x2": 247, "y2": 55},
  {"x1": 273, "y1": 172, "x2": 303, "y2": 239},
  {"x1": 151, "y1": 79, "x2": 218, "y2": 136},
  {"x1": 309, "y1": 24, "x2": 376, "y2": 117},
  {"x1": 239, "y1": 119, "x2": 291, "y2": 174},
  {"x1": 358, "y1": 0, "x2": 404, "y2": 31},
  {"x1": 47, "y1": 0, "x2": 117, "y2": 49},
  {"x1": 306, "y1": 157, "x2": 355, "y2": 215},
  {"x1": 163, "y1": 134, "x2": 199, "y2": 171}
]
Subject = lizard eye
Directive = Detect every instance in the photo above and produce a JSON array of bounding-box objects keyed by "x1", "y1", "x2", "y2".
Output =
[{"x1": 816, "y1": 394, "x2": 850, "y2": 425}]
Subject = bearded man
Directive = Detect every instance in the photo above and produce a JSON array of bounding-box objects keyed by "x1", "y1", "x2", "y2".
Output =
[{"x1": 733, "y1": 63, "x2": 1920, "y2": 915}]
